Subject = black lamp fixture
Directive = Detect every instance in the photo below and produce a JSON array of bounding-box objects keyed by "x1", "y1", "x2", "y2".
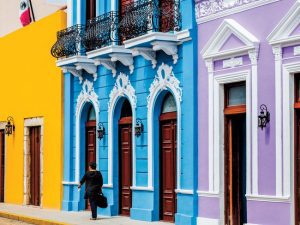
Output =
[
  {"x1": 135, "y1": 119, "x2": 144, "y2": 137},
  {"x1": 97, "y1": 122, "x2": 105, "y2": 140},
  {"x1": 258, "y1": 104, "x2": 270, "y2": 130},
  {"x1": 5, "y1": 116, "x2": 15, "y2": 136}
]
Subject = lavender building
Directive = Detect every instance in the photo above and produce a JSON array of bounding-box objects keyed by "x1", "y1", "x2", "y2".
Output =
[{"x1": 196, "y1": 0, "x2": 300, "y2": 224}]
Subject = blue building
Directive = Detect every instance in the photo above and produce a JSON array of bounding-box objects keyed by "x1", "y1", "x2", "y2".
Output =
[{"x1": 51, "y1": 0, "x2": 198, "y2": 224}]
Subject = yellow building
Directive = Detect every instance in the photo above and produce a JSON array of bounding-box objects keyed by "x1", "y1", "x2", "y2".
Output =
[{"x1": 0, "y1": 10, "x2": 66, "y2": 209}]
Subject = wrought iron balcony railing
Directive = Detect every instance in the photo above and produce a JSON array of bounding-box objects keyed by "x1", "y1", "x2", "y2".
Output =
[
  {"x1": 119, "y1": 0, "x2": 181, "y2": 42},
  {"x1": 83, "y1": 11, "x2": 120, "y2": 52},
  {"x1": 51, "y1": 24, "x2": 85, "y2": 59}
]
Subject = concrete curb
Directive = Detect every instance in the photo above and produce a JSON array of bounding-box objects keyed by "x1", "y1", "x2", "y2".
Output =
[{"x1": 0, "y1": 211, "x2": 70, "y2": 225}]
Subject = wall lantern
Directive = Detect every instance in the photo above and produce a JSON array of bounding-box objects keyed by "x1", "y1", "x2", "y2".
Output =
[
  {"x1": 5, "y1": 116, "x2": 15, "y2": 136},
  {"x1": 258, "y1": 104, "x2": 270, "y2": 130},
  {"x1": 97, "y1": 122, "x2": 105, "y2": 140},
  {"x1": 135, "y1": 119, "x2": 144, "y2": 137}
]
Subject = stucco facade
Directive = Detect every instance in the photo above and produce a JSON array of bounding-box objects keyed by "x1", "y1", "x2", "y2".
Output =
[
  {"x1": 0, "y1": 11, "x2": 66, "y2": 209},
  {"x1": 196, "y1": 0, "x2": 300, "y2": 224},
  {"x1": 52, "y1": 0, "x2": 198, "y2": 224}
]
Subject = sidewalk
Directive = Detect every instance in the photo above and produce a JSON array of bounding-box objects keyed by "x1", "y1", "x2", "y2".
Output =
[{"x1": 0, "y1": 204, "x2": 171, "y2": 225}]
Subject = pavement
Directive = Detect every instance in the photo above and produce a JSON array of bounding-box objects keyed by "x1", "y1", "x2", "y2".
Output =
[
  {"x1": 0, "y1": 204, "x2": 172, "y2": 225},
  {"x1": 0, "y1": 217, "x2": 31, "y2": 225}
]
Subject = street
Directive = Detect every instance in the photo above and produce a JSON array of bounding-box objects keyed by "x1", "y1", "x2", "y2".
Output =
[{"x1": 0, "y1": 217, "x2": 31, "y2": 225}]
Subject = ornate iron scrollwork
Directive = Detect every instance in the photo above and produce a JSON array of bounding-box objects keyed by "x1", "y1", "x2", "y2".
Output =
[
  {"x1": 51, "y1": 24, "x2": 85, "y2": 59},
  {"x1": 83, "y1": 11, "x2": 120, "y2": 52},
  {"x1": 119, "y1": 0, "x2": 181, "y2": 42}
]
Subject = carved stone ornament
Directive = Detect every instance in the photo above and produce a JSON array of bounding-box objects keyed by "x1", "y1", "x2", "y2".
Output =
[
  {"x1": 147, "y1": 63, "x2": 182, "y2": 108},
  {"x1": 76, "y1": 79, "x2": 100, "y2": 118},
  {"x1": 152, "y1": 41, "x2": 178, "y2": 64},
  {"x1": 110, "y1": 53, "x2": 134, "y2": 74},
  {"x1": 195, "y1": 0, "x2": 261, "y2": 18},
  {"x1": 132, "y1": 47, "x2": 157, "y2": 68},
  {"x1": 62, "y1": 66, "x2": 83, "y2": 83},
  {"x1": 108, "y1": 73, "x2": 137, "y2": 112},
  {"x1": 94, "y1": 58, "x2": 117, "y2": 77}
]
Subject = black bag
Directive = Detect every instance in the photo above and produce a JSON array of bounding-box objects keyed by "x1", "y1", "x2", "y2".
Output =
[{"x1": 96, "y1": 192, "x2": 108, "y2": 208}]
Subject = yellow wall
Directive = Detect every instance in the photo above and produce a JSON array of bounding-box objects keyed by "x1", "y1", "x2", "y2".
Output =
[{"x1": 0, "y1": 11, "x2": 66, "y2": 209}]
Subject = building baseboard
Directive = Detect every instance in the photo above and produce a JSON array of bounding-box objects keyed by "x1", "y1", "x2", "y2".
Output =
[{"x1": 197, "y1": 217, "x2": 219, "y2": 225}]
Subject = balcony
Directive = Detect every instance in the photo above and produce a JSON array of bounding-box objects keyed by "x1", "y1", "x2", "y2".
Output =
[
  {"x1": 119, "y1": 0, "x2": 181, "y2": 42},
  {"x1": 52, "y1": 0, "x2": 190, "y2": 77},
  {"x1": 51, "y1": 24, "x2": 85, "y2": 59}
]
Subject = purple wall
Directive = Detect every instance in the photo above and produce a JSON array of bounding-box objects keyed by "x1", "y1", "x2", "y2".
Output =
[{"x1": 197, "y1": 0, "x2": 296, "y2": 223}]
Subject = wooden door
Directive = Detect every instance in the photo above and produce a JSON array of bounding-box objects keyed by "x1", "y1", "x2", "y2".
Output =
[
  {"x1": 160, "y1": 0, "x2": 175, "y2": 32},
  {"x1": 224, "y1": 115, "x2": 246, "y2": 225},
  {"x1": 29, "y1": 126, "x2": 41, "y2": 206},
  {"x1": 86, "y1": 121, "x2": 96, "y2": 171},
  {"x1": 119, "y1": 117, "x2": 132, "y2": 216},
  {"x1": 86, "y1": 0, "x2": 96, "y2": 21},
  {"x1": 295, "y1": 110, "x2": 300, "y2": 225},
  {"x1": 160, "y1": 112, "x2": 177, "y2": 222},
  {"x1": 85, "y1": 120, "x2": 96, "y2": 209},
  {"x1": 0, "y1": 130, "x2": 4, "y2": 202}
]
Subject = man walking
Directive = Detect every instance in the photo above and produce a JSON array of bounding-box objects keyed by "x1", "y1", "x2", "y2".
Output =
[{"x1": 78, "y1": 162, "x2": 103, "y2": 220}]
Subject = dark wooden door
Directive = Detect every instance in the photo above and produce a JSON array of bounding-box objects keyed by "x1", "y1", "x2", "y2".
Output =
[
  {"x1": 86, "y1": 0, "x2": 96, "y2": 21},
  {"x1": 0, "y1": 130, "x2": 4, "y2": 202},
  {"x1": 119, "y1": 117, "x2": 132, "y2": 216},
  {"x1": 295, "y1": 110, "x2": 300, "y2": 225},
  {"x1": 224, "y1": 115, "x2": 246, "y2": 225},
  {"x1": 160, "y1": 112, "x2": 177, "y2": 222},
  {"x1": 85, "y1": 120, "x2": 96, "y2": 209},
  {"x1": 160, "y1": 0, "x2": 175, "y2": 32},
  {"x1": 29, "y1": 126, "x2": 41, "y2": 206}
]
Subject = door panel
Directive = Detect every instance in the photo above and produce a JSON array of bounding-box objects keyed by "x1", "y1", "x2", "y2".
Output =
[
  {"x1": 119, "y1": 123, "x2": 132, "y2": 216},
  {"x1": 29, "y1": 127, "x2": 41, "y2": 206},
  {"x1": 295, "y1": 111, "x2": 300, "y2": 225},
  {"x1": 160, "y1": 118, "x2": 177, "y2": 222},
  {"x1": 0, "y1": 130, "x2": 4, "y2": 202},
  {"x1": 160, "y1": 0, "x2": 175, "y2": 32},
  {"x1": 225, "y1": 115, "x2": 246, "y2": 225},
  {"x1": 86, "y1": 0, "x2": 96, "y2": 21},
  {"x1": 85, "y1": 121, "x2": 96, "y2": 209}
]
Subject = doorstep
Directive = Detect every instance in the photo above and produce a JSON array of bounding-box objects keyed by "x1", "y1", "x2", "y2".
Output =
[{"x1": 0, "y1": 204, "x2": 172, "y2": 225}]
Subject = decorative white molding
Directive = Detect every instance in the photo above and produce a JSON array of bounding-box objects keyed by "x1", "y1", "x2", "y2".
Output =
[
  {"x1": 267, "y1": 0, "x2": 300, "y2": 46},
  {"x1": 196, "y1": 0, "x2": 279, "y2": 24},
  {"x1": 210, "y1": 71, "x2": 253, "y2": 222},
  {"x1": 108, "y1": 73, "x2": 137, "y2": 187},
  {"x1": 223, "y1": 57, "x2": 243, "y2": 68},
  {"x1": 197, "y1": 190, "x2": 220, "y2": 197},
  {"x1": 110, "y1": 53, "x2": 134, "y2": 74},
  {"x1": 197, "y1": 217, "x2": 220, "y2": 225},
  {"x1": 132, "y1": 47, "x2": 157, "y2": 68},
  {"x1": 201, "y1": 19, "x2": 259, "y2": 60},
  {"x1": 281, "y1": 62, "x2": 300, "y2": 200},
  {"x1": 175, "y1": 189, "x2": 194, "y2": 195},
  {"x1": 249, "y1": 49, "x2": 259, "y2": 195},
  {"x1": 23, "y1": 117, "x2": 44, "y2": 207},
  {"x1": 76, "y1": 63, "x2": 97, "y2": 81},
  {"x1": 271, "y1": 45, "x2": 284, "y2": 197},
  {"x1": 62, "y1": 66, "x2": 83, "y2": 83},
  {"x1": 75, "y1": 80, "x2": 100, "y2": 183},
  {"x1": 294, "y1": 46, "x2": 300, "y2": 56},
  {"x1": 62, "y1": 181, "x2": 78, "y2": 185},
  {"x1": 94, "y1": 58, "x2": 116, "y2": 77},
  {"x1": 130, "y1": 186, "x2": 154, "y2": 191},
  {"x1": 246, "y1": 194, "x2": 290, "y2": 202},
  {"x1": 108, "y1": 73, "x2": 137, "y2": 112},
  {"x1": 152, "y1": 41, "x2": 178, "y2": 64},
  {"x1": 147, "y1": 63, "x2": 182, "y2": 190}
]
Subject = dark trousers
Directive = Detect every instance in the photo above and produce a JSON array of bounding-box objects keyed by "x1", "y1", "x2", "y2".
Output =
[{"x1": 89, "y1": 197, "x2": 97, "y2": 219}]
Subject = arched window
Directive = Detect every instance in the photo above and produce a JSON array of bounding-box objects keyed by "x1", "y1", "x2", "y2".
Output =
[
  {"x1": 88, "y1": 106, "x2": 96, "y2": 121},
  {"x1": 120, "y1": 99, "x2": 132, "y2": 118},
  {"x1": 161, "y1": 93, "x2": 177, "y2": 114}
]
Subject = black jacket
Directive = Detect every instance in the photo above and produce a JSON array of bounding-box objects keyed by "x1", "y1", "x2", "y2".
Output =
[{"x1": 80, "y1": 170, "x2": 103, "y2": 199}]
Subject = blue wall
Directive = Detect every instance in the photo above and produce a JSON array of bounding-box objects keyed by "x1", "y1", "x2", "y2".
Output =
[{"x1": 63, "y1": 0, "x2": 198, "y2": 224}]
